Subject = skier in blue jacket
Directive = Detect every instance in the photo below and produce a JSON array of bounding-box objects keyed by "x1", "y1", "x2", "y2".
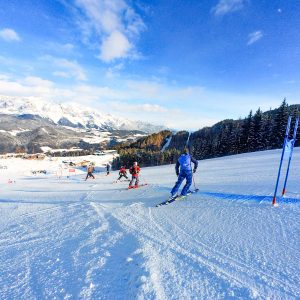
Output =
[{"x1": 170, "y1": 147, "x2": 198, "y2": 198}]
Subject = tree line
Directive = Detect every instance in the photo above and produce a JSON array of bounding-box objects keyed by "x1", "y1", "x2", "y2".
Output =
[{"x1": 112, "y1": 100, "x2": 300, "y2": 169}]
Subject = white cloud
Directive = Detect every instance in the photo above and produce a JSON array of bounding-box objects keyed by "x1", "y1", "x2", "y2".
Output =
[
  {"x1": 125, "y1": 80, "x2": 161, "y2": 98},
  {"x1": 53, "y1": 71, "x2": 70, "y2": 78},
  {"x1": 123, "y1": 80, "x2": 205, "y2": 103},
  {"x1": 41, "y1": 56, "x2": 87, "y2": 81},
  {"x1": 0, "y1": 77, "x2": 54, "y2": 98},
  {"x1": 105, "y1": 63, "x2": 124, "y2": 79},
  {"x1": 70, "y1": 0, "x2": 145, "y2": 62},
  {"x1": 110, "y1": 102, "x2": 167, "y2": 113},
  {"x1": 0, "y1": 75, "x2": 120, "y2": 103},
  {"x1": 100, "y1": 31, "x2": 131, "y2": 62},
  {"x1": 212, "y1": 0, "x2": 247, "y2": 16},
  {"x1": 247, "y1": 30, "x2": 263, "y2": 45},
  {"x1": 23, "y1": 76, "x2": 54, "y2": 88},
  {"x1": 55, "y1": 58, "x2": 87, "y2": 80},
  {"x1": 0, "y1": 74, "x2": 11, "y2": 81},
  {"x1": 0, "y1": 28, "x2": 21, "y2": 42},
  {"x1": 107, "y1": 101, "x2": 218, "y2": 130},
  {"x1": 45, "y1": 42, "x2": 75, "y2": 54},
  {"x1": 73, "y1": 84, "x2": 121, "y2": 102},
  {"x1": 141, "y1": 103, "x2": 167, "y2": 113},
  {"x1": 63, "y1": 43, "x2": 75, "y2": 50}
]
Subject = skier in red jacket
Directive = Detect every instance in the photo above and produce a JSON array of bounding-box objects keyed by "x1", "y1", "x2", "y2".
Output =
[
  {"x1": 128, "y1": 162, "x2": 140, "y2": 189},
  {"x1": 116, "y1": 166, "x2": 129, "y2": 181}
]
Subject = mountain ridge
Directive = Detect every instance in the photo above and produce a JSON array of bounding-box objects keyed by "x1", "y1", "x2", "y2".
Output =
[
  {"x1": 0, "y1": 96, "x2": 165, "y2": 133},
  {"x1": 0, "y1": 96, "x2": 165, "y2": 154}
]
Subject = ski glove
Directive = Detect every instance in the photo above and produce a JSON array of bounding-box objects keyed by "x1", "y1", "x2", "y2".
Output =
[
  {"x1": 176, "y1": 171, "x2": 179, "y2": 176},
  {"x1": 193, "y1": 168, "x2": 196, "y2": 173}
]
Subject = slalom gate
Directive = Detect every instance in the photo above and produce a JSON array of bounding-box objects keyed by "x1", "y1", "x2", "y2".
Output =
[{"x1": 273, "y1": 115, "x2": 299, "y2": 206}]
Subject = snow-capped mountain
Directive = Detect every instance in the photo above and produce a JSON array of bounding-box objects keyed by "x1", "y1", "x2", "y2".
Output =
[
  {"x1": 0, "y1": 96, "x2": 165, "y2": 133},
  {"x1": 0, "y1": 96, "x2": 165, "y2": 154}
]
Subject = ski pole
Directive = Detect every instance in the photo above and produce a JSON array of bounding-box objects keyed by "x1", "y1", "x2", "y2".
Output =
[
  {"x1": 282, "y1": 117, "x2": 299, "y2": 196},
  {"x1": 192, "y1": 173, "x2": 198, "y2": 191},
  {"x1": 189, "y1": 149, "x2": 198, "y2": 192},
  {"x1": 139, "y1": 174, "x2": 147, "y2": 185},
  {"x1": 272, "y1": 116, "x2": 291, "y2": 206}
]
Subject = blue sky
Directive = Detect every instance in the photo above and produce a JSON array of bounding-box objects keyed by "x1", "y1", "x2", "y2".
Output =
[{"x1": 0, "y1": 0, "x2": 300, "y2": 130}]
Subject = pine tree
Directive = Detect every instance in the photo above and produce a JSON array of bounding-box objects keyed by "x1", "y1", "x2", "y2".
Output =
[
  {"x1": 230, "y1": 121, "x2": 243, "y2": 154},
  {"x1": 272, "y1": 98, "x2": 289, "y2": 148},
  {"x1": 253, "y1": 108, "x2": 264, "y2": 150},
  {"x1": 239, "y1": 110, "x2": 252, "y2": 152},
  {"x1": 290, "y1": 106, "x2": 300, "y2": 147},
  {"x1": 247, "y1": 114, "x2": 256, "y2": 152},
  {"x1": 261, "y1": 110, "x2": 274, "y2": 150}
]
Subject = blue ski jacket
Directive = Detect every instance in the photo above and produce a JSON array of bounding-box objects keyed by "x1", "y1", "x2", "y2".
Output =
[{"x1": 175, "y1": 154, "x2": 198, "y2": 175}]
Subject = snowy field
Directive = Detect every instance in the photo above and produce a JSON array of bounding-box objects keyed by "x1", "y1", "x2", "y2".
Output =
[{"x1": 0, "y1": 149, "x2": 300, "y2": 299}]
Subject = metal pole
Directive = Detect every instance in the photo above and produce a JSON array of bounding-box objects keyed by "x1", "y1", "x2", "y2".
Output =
[
  {"x1": 272, "y1": 116, "x2": 292, "y2": 206},
  {"x1": 189, "y1": 150, "x2": 199, "y2": 192},
  {"x1": 282, "y1": 117, "x2": 299, "y2": 196}
]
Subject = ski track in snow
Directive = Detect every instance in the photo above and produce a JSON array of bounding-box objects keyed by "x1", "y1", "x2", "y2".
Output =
[{"x1": 0, "y1": 149, "x2": 300, "y2": 299}]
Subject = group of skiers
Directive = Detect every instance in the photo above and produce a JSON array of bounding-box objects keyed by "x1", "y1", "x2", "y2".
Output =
[
  {"x1": 114, "y1": 162, "x2": 141, "y2": 188},
  {"x1": 85, "y1": 147, "x2": 198, "y2": 197},
  {"x1": 85, "y1": 162, "x2": 141, "y2": 189}
]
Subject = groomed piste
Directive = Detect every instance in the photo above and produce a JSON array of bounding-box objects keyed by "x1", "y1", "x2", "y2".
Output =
[{"x1": 0, "y1": 148, "x2": 299, "y2": 299}]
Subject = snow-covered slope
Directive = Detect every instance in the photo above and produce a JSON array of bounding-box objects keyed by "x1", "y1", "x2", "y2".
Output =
[
  {"x1": 0, "y1": 96, "x2": 165, "y2": 133},
  {"x1": 0, "y1": 148, "x2": 299, "y2": 299}
]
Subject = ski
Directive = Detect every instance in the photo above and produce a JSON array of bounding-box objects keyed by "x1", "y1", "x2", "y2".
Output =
[
  {"x1": 127, "y1": 183, "x2": 148, "y2": 190},
  {"x1": 156, "y1": 195, "x2": 179, "y2": 207},
  {"x1": 113, "y1": 179, "x2": 130, "y2": 184},
  {"x1": 156, "y1": 189, "x2": 199, "y2": 207}
]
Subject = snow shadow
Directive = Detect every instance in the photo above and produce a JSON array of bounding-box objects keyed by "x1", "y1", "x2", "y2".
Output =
[{"x1": 201, "y1": 192, "x2": 300, "y2": 204}]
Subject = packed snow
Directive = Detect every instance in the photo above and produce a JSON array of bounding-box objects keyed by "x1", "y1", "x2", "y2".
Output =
[{"x1": 0, "y1": 149, "x2": 299, "y2": 299}]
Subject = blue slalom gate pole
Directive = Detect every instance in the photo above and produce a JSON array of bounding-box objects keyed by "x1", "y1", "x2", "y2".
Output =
[
  {"x1": 272, "y1": 116, "x2": 291, "y2": 206},
  {"x1": 282, "y1": 117, "x2": 299, "y2": 196}
]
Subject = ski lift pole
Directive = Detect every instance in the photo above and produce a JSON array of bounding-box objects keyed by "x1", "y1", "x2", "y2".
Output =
[
  {"x1": 282, "y1": 117, "x2": 299, "y2": 196},
  {"x1": 272, "y1": 116, "x2": 291, "y2": 206}
]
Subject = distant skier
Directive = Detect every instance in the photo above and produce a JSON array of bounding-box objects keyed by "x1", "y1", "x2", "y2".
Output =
[
  {"x1": 106, "y1": 163, "x2": 111, "y2": 175},
  {"x1": 116, "y1": 166, "x2": 129, "y2": 181},
  {"x1": 170, "y1": 147, "x2": 198, "y2": 198},
  {"x1": 128, "y1": 162, "x2": 140, "y2": 189},
  {"x1": 85, "y1": 164, "x2": 95, "y2": 180}
]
